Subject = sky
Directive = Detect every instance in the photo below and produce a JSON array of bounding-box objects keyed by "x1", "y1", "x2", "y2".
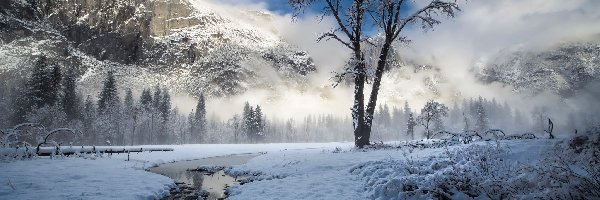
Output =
[{"x1": 217, "y1": 0, "x2": 308, "y2": 14}]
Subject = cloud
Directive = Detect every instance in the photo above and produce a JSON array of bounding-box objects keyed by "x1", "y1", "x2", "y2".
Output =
[
  {"x1": 389, "y1": 0, "x2": 600, "y2": 120},
  {"x1": 183, "y1": 0, "x2": 600, "y2": 124},
  {"x1": 183, "y1": 0, "x2": 354, "y2": 119}
]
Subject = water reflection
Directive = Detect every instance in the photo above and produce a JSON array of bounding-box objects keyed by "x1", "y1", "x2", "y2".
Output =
[{"x1": 148, "y1": 154, "x2": 256, "y2": 199}]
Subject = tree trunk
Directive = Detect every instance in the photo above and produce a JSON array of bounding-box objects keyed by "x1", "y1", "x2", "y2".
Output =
[
  {"x1": 353, "y1": 73, "x2": 368, "y2": 148},
  {"x1": 359, "y1": 38, "x2": 393, "y2": 147}
]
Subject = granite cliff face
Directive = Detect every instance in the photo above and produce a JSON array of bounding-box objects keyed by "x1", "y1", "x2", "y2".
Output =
[
  {"x1": 0, "y1": 0, "x2": 315, "y2": 97},
  {"x1": 475, "y1": 43, "x2": 600, "y2": 96},
  {"x1": 1, "y1": 0, "x2": 598, "y2": 100}
]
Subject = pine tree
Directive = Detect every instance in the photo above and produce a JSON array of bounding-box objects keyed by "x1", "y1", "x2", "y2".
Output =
[
  {"x1": 377, "y1": 104, "x2": 391, "y2": 127},
  {"x1": 153, "y1": 86, "x2": 161, "y2": 110},
  {"x1": 62, "y1": 69, "x2": 80, "y2": 121},
  {"x1": 124, "y1": 89, "x2": 134, "y2": 114},
  {"x1": 15, "y1": 55, "x2": 62, "y2": 123},
  {"x1": 159, "y1": 88, "x2": 171, "y2": 123},
  {"x1": 156, "y1": 88, "x2": 171, "y2": 143},
  {"x1": 140, "y1": 89, "x2": 152, "y2": 110},
  {"x1": 82, "y1": 95, "x2": 96, "y2": 144},
  {"x1": 97, "y1": 71, "x2": 119, "y2": 113},
  {"x1": 403, "y1": 101, "x2": 411, "y2": 124},
  {"x1": 188, "y1": 110, "x2": 195, "y2": 142},
  {"x1": 242, "y1": 102, "x2": 254, "y2": 142},
  {"x1": 124, "y1": 88, "x2": 136, "y2": 145},
  {"x1": 254, "y1": 105, "x2": 264, "y2": 140},
  {"x1": 475, "y1": 97, "x2": 489, "y2": 133},
  {"x1": 194, "y1": 93, "x2": 207, "y2": 142},
  {"x1": 406, "y1": 112, "x2": 416, "y2": 140},
  {"x1": 96, "y1": 71, "x2": 121, "y2": 144},
  {"x1": 48, "y1": 64, "x2": 62, "y2": 106}
]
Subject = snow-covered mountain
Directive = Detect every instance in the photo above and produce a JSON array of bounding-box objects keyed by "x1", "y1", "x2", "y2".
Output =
[
  {"x1": 475, "y1": 42, "x2": 600, "y2": 97},
  {"x1": 0, "y1": 0, "x2": 315, "y2": 97},
  {"x1": 1, "y1": 0, "x2": 598, "y2": 103}
]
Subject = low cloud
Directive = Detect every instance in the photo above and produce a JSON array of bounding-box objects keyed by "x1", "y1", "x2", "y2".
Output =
[{"x1": 186, "y1": 0, "x2": 600, "y2": 124}]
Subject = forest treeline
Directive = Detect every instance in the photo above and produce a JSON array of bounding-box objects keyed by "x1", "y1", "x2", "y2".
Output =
[{"x1": 0, "y1": 56, "x2": 586, "y2": 145}]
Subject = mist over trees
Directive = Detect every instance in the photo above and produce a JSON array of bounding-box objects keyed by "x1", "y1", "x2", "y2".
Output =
[
  {"x1": 0, "y1": 53, "x2": 594, "y2": 146},
  {"x1": 290, "y1": 0, "x2": 461, "y2": 148}
]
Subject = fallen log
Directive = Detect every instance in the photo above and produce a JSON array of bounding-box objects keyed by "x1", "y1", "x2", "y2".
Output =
[{"x1": 34, "y1": 146, "x2": 174, "y2": 156}]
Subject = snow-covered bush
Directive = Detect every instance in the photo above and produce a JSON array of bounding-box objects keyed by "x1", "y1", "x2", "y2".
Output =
[
  {"x1": 352, "y1": 144, "x2": 516, "y2": 199},
  {"x1": 1, "y1": 123, "x2": 81, "y2": 159},
  {"x1": 353, "y1": 133, "x2": 600, "y2": 200},
  {"x1": 521, "y1": 132, "x2": 600, "y2": 199}
]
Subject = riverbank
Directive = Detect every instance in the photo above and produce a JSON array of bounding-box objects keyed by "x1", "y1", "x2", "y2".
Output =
[{"x1": 0, "y1": 143, "x2": 346, "y2": 199}]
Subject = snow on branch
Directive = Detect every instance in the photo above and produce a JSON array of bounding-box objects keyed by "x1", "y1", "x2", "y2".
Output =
[
  {"x1": 317, "y1": 30, "x2": 353, "y2": 50},
  {"x1": 36, "y1": 128, "x2": 82, "y2": 155},
  {"x1": 392, "y1": 0, "x2": 460, "y2": 41}
]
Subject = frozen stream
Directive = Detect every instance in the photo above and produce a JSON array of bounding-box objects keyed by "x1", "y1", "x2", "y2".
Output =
[{"x1": 148, "y1": 154, "x2": 257, "y2": 200}]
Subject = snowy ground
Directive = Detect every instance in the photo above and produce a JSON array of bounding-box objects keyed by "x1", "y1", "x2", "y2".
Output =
[
  {"x1": 0, "y1": 143, "x2": 346, "y2": 199},
  {"x1": 226, "y1": 139, "x2": 555, "y2": 199},
  {"x1": 2, "y1": 137, "x2": 595, "y2": 199}
]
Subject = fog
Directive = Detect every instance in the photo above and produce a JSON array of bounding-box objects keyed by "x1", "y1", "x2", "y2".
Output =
[
  {"x1": 3, "y1": 0, "x2": 598, "y2": 146},
  {"x1": 133, "y1": 0, "x2": 600, "y2": 142},
  {"x1": 177, "y1": 0, "x2": 597, "y2": 126}
]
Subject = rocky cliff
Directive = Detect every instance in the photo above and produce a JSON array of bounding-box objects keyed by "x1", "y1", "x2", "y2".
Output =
[{"x1": 0, "y1": 0, "x2": 315, "y2": 97}]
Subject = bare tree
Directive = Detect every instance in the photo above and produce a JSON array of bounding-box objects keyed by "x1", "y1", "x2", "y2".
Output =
[
  {"x1": 417, "y1": 100, "x2": 449, "y2": 139},
  {"x1": 290, "y1": 0, "x2": 460, "y2": 147}
]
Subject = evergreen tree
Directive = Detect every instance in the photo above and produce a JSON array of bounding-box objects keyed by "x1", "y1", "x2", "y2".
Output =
[
  {"x1": 138, "y1": 88, "x2": 153, "y2": 144},
  {"x1": 140, "y1": 89, "x2": 152, "y2": 110},
  {"x1": 474, "y1": 97, "x2": 490, "y2": 133},
  {"x1": 157, "y1": 88, "x2": 171, "y2": 143},
  {"x1": 96, "y1": 71, "x2": 121, "y2": 144},
  {"x1": 448, "y1": 101, "x2": 462, "y2": 131},
  {"x1": 15, "y1": 55, "x2": 62, "y2": 123},
  {"x1": 159, "y1": 88, "x2": 171, "y2": 123},
  {"x1": 124, "y1": 89, "x2": 134, "y2": 112},
  {"x1": 48, "y1": 64, "x2": 62, "y2": 105},
  {"x1": 377, "y1": 104, "x2": 391, "y2": 127},
  {"x1": 82, "y1": 95, "x2": 96, "y2": 144},
  {"x1": 97, "y1": 71, "x2": 119, "y2": 113},
  {"x1": 406, "y1": 112, "x2": 416, "y2": 140},
  {"x1": 124, "y1": 88, "x2": 136, "y2": 145},
  {"x1": 403, "y1": 101, "x2": 411, "y2": 124},
  {"x1": 194, "y1": 93, "x2": 207, "y2": 142},
  {"x1": 242, "y1": 102, "x2": 254, "y2": 141},
  {"x1": 254, "y1": 105, "x2": 264, "y2": 141},
  {"x1": 188, "y1": 110, "x2": 195, "y2": 142},
  {"x1": 153, "y1": 86, "x2": 161, "y2": 110},
  {"x1": 62, "y1": 69, "x2": 80, "y2": 121},
  {"x1": 391, "y1": 106, "x2": 403, "y2": 127}
]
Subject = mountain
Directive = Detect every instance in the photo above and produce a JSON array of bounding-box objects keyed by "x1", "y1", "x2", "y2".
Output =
[
  {"x1": 475, "y1": 42, "x2": 600, "y2": 97},
  {"x1": 0, "y1": 0, "x2": 315, "y2": 97}
]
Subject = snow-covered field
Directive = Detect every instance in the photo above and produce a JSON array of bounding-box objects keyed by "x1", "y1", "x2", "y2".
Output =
[
  {"x1": 1, "y1": 136, "x2": 598, "y2": 199},
  {"x1": 226, "y1": 140, "x2": 555, "y2": 199},
  {"x1": 0, "y1": 143, "x2": 346, "y2": 199}
]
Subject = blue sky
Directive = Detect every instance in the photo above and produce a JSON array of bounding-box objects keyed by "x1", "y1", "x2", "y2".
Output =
[
  {"x1": 217, "y1": 0, "x2": 319, "y2": 15},
  {"x1": 216, "y1": 0, "x2": 417, "y2": 35}
]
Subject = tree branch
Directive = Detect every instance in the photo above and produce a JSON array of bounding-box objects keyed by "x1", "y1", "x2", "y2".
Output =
[
  {"x1": 392, "y1": 0, "x2": 459, "y2": 41},
  {"x1": 318, "y1": 31, "x2": 353, "y2": 50},
  {"x1": 325, "y1": 0, "x2": 355, "y2": 42}
]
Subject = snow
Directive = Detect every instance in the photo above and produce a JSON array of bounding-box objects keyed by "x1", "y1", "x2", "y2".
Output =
[
  {"x1": 226, "y1": 139, "x2": 557, "y2": 199},
  {"x1": 0, "y1": 157, "x2": 173, "y2": 199},
  {"x1": 1, "y1": 138, "x2": 589, "y2": 199},
  {"x1": 0, "y1": 143, "x2": 345, "y2": 199}
]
